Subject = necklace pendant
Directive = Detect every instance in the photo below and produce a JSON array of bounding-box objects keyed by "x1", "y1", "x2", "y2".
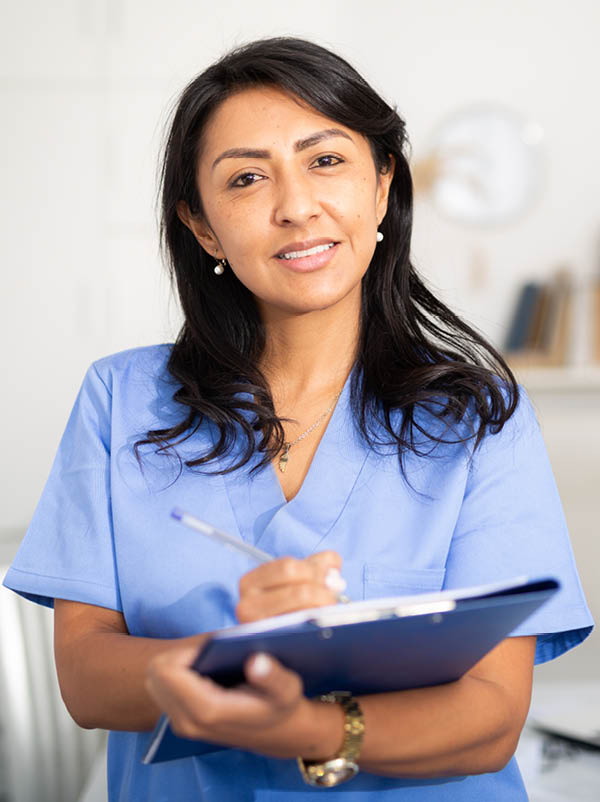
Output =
[{"x1": 279, "y1": 443, "x2": 290, "y2": 473}]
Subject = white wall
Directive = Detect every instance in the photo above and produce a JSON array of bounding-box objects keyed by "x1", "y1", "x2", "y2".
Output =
[{"x1": 2, "y1": 2, "x2": 599, "y2": 674}]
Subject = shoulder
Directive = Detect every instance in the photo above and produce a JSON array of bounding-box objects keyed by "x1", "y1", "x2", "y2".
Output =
[
  {"x1": 72, "y1": 344, "x2": 178, "y2": 435},
  {"x1": 396, "y1": 377, "x2": 539, "y2": 467},
  {"x1": 474, "y1": 383, "x2": 540, "y2": 456},
  {"x1": 89, "y1": 343, "x2": 174, "y2": 392}
]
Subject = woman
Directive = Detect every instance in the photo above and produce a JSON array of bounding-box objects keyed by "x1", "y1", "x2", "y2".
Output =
[{"x1": 3, "y1": 37, "x2": 592, "y2": 801}]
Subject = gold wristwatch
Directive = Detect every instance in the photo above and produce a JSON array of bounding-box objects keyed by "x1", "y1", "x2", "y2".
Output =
[{"x1": 297, "y1": 691, "x2": 365, "y2": 787}]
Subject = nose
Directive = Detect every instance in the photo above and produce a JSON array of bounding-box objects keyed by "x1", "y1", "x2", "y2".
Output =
[{"x1": 272, "y1": 167, "x2": 321, "y2": 227}]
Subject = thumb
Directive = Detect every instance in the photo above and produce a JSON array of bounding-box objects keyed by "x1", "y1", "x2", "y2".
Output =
[{"x1": 245, "y1": 652, "x2": 304, "y2": 708}]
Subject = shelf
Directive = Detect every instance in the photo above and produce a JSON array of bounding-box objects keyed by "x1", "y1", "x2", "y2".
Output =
[{"x1": 509, "y1": 364, "x2": 600, "y2": 392}]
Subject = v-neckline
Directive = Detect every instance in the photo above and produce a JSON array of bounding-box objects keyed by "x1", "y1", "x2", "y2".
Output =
[
  {"x1": 268, "y1": 380, "x2": 348, "y2": 506},
  {"x1": 219, "y1": 372, "x2": 373, "y2": 557}
]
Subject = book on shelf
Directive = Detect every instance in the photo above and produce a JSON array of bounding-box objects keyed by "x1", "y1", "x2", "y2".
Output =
[
  {"x1": 527, "y1": 284, "x2": 552, "y2": 351},
  {"x1": 504, "y1": 282, "x2": 541, "y2": 353},
  {"x1": 503, "y1": 269, "x2": 574, "y2": 368}
]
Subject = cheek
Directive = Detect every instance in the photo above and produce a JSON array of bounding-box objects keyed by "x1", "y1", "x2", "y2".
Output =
[
  {"x1": 213, "y1": 202, "x2": 262, "y2": 260},
  {"x1": 213, "y1": 207, "x2": 272, "y2": 292},
  {"x1": 326, "y1": 175, "x2": 378, "y2": 227}
]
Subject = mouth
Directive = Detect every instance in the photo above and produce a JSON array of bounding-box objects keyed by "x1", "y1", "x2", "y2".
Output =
[
  {"x1": 275, "y1": 240, "x2": 338, "y2": 260},
  {"x1": 273, "y1": 238, "x2": 340, "y2": 273}
]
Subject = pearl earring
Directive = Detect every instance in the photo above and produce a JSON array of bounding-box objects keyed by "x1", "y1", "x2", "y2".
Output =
[
  {"x1": 376, "y1": 231, "x2": 384, "y2": 243},
  {"x1": 214, "y1": 258, "x2": 226, "y2": 275}
]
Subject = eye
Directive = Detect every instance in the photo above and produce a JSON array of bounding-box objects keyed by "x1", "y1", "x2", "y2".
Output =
[
  {"x1": 230, "y1": 172, "x2": 266, "y2": 188},
  {"x1": 312, "y1": 154, "x2": 344, "y2": 168}
]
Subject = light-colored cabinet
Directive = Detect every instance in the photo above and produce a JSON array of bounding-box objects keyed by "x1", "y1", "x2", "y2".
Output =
[{"x1": 517, "y1": 368, "x2": 600, "y2": 681}]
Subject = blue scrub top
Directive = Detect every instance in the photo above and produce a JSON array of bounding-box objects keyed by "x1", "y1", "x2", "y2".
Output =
[{"x1": 3, "y1": 345, "x2": 593, "y2": 801}]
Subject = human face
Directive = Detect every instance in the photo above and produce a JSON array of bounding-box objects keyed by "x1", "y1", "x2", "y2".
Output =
[{"x1": 181, "y1": 86, "x2": 393, "y2": 318}]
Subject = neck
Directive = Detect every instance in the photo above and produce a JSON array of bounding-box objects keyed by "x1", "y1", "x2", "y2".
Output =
[{"x1": 258, "y1": 291, "x2": 360, "y2": 406}]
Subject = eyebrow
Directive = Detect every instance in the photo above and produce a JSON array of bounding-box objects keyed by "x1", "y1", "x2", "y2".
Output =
[{"x1": 211, "y1": 128, "x2": 353, "y2": 170}]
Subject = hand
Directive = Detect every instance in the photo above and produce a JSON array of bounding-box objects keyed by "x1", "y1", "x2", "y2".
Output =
[
  {"x1": 146, "y1": 646, "x2": 335, "y2": 758},
  {"x1": 236, "y1": 550, "x2": 346, "y2": 623}
]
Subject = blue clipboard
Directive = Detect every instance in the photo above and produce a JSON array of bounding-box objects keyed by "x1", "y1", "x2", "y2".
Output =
[{"x1": 143, "y1": 575, "x2": 558, "y2": 764}]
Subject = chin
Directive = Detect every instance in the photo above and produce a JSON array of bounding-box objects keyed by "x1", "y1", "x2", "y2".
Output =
[
  {"x1": 255, "y1": 274, "x2": 363, "y2": 318},
  {"x1": 285, "y1": 286, "x2": 358, "y2": 315}
]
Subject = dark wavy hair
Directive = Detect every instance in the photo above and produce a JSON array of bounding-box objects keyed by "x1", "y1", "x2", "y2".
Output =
[{"x1": 135, "y1": 36, "x2": 518, "y2": 477}]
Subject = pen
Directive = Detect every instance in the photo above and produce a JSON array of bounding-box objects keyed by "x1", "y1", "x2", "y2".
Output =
[
  {"x1": 172, "y1": 507, "x2": 273, "y2": 563},
  {"x1": 171, "y1": 507, "x2": 349, "y2": 602}
]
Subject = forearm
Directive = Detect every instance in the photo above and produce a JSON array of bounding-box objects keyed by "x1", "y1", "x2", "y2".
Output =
[
  {"x1": 57, "y1": 630, "x2": 210, "y2": 731},
  {"x1": 303, "y1": 675, "x2": 522, "y2": 777},
  {"x1": 298, "y1": 634, "x2": 536, "y2": 778},
  {"x1": 360, "y1": 675, "x2": 520, "y2": 776}
]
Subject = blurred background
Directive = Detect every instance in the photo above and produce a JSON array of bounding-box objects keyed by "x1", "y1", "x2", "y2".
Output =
[{"x1": 1, "y1": 1, "x2": 598, "y2": 800}]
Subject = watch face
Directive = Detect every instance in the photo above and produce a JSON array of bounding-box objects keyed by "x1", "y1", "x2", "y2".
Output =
[{"x1": 310, "y1": 758, "x2": 359, "y2": 787}]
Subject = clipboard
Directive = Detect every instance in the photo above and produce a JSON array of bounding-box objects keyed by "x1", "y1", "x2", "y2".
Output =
[{"x1": 143, "y1": 575, "x2": 558, "y2": 764}]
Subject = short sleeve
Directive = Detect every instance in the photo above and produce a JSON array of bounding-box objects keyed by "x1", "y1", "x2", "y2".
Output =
[
  {"x1": 443, "y1": 388, "x2": 593, "y2": 665},
  {"x1": 2, "y1": 363, "x2": 122, "y2": 611}
]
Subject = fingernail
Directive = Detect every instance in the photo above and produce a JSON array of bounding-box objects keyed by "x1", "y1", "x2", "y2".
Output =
[
  {"x1": 325, "y1": 568, "x2": 347, "y2": 593},
  {"x1": 252, "y1": 653, "x2": 272, "y2": 677}
]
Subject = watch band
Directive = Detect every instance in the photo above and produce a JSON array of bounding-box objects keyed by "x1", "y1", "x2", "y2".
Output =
[{"x1": 297, "y1": 691, "x2": 365, "y2": 787}]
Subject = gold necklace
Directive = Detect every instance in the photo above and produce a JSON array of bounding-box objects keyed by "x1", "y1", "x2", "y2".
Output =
[{"x1": 278, "y1": 391, "x2": 342, "y2": 473}]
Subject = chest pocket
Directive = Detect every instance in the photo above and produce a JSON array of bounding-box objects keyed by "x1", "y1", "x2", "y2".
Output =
[{"x1": 363, "y1": 564, "x2": 446, "y2": 599}]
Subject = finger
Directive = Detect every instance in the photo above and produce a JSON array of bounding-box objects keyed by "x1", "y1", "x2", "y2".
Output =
[
  {"x1": 146, "y1": 645, "x2": 199, "y2": 697},
  {"x1": 147, "y1": 647, "x2": 261, "y2": 735},
  {"x1": 146, "y1": 645, "x2": 204, "y2": 707},
  {"x1": 236, "y1": 582, "x2": 338, "y2": 623},
  {"x1": 239, "y1": 556, "x2": 316, "y2": 596},
  {"x1": 305, "y1": 550, "x2": 342, "y2": 572},
  {"x1": 305, "y1": 551, "x2": 346, "y2": 594},
  {"x1": 186, "y1": 655, "x2": 304, "y2": 730},
  {"x1": 146, "y1": 647, "x2": 221, "y2": 737},
  {"x1": 240, "y1": 552, "x2": 343, "y2": 595},
  {"x1": 244, "y1": 653, "x2": 304, "y2": 709},
  {"x1": 149, "y1": 651, "x2": 303, "y2": 738}
]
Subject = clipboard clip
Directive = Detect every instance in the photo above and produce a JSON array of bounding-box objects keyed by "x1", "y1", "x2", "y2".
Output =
[
  {"x1": 393, "y1": 600, "x2": 456, "y2": 618},
  {"x1": 310, "y1": 599, "x2": 456, "y2": 627}
]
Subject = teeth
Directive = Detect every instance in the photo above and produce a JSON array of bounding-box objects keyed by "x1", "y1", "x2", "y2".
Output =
[{"x1": 279, "y1": 242, "x2": 335, "y2": 260}]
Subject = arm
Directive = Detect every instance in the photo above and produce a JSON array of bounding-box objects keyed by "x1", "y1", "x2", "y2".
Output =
[
  {"x1": 56, "y1": 599, "x2": 534, "y2": 775},
  {"x1": 355, "y1": 635, "x2": 535, "y2": 776},
  {"x1": 145, "y1": 637, "x2": 534, "y2": 776},
  {"x1": 145, "y1": 558, "x2": 536, "y2": 777},
  {"x1": 53, "y1": 551, "x2": 341, "y2": 731},
  {"x1": 53, "y1": 599, "x2": 210, "y2": 730}
]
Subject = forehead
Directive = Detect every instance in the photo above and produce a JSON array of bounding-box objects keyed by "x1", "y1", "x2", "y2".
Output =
[{"x1": 199, "y1": 86, "x2": 360, "y2": 158}]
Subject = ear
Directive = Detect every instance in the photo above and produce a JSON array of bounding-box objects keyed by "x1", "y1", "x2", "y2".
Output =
[
  {"x1": 375, "y1": 155, "x2": 395, "y2": 225},
  {"x1": 176, "y1": 200, "x2": 224, "y2": 260}
]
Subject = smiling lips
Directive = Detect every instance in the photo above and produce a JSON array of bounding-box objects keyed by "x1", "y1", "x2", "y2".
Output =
[{"x1": 274, "y1": 238, "x2": 339, "y2": 272}]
